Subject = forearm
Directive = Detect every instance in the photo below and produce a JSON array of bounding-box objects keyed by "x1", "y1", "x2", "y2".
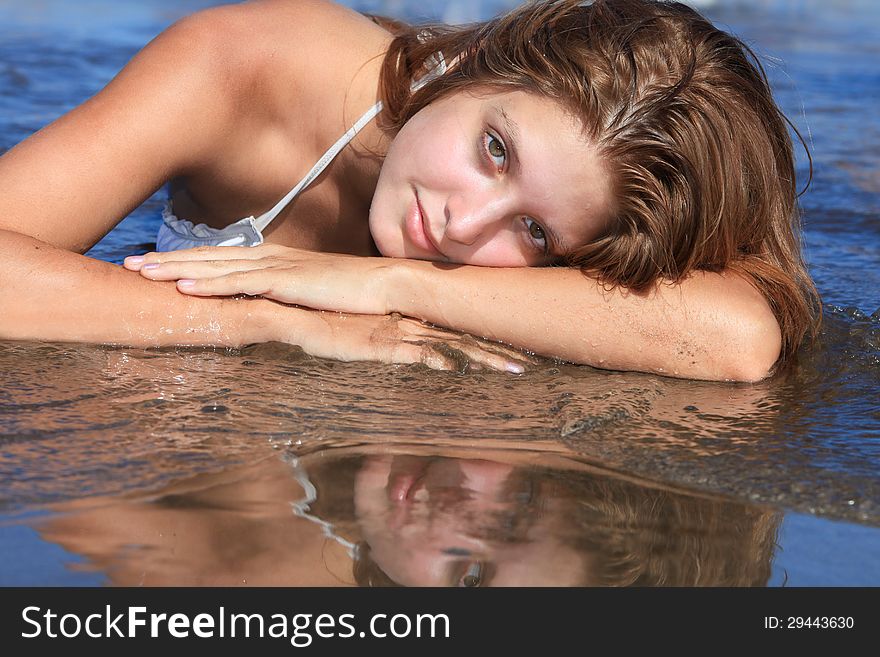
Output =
[
  {"x1": 0, "y1": 230, "x2": 276, "y2": 347},
  {"x1": 386, "y1": 260, "x2": 781, "y2": 382},
  {"x1": 122, "y1": 244, "x2": 781, "y2": 379}
]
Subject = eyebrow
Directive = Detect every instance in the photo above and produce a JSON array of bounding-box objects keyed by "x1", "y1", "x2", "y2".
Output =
[{"x1": 495, "y1": 105, "x2": 570, "y2": 258}]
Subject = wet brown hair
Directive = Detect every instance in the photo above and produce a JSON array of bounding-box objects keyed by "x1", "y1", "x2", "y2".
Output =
[{"x1": 371, "y1": 0, "x2": 821, "y2": 365}]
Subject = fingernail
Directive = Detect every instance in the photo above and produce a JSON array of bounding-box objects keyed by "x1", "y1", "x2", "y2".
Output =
[
  {"x1": 177, "y1": 279, "x2": 196, "y2": 288},
  {"x1": 142, "y1": 263, "x2": 160, "y2": 270},
  {"x1": 506, "y1": 363, "x2": 525, "y2": 374},
  {"x1": 124, "y1": 256, "x2": 144, "y2": 265}
]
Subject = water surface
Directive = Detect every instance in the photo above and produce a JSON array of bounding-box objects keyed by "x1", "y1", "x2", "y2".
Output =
[{"x1": 0, "y1": 0, "x2": 878, "y2": 586}]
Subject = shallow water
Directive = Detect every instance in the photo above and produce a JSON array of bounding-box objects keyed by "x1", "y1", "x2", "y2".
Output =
[{"x1": 0, "y1": 0, "x2": 878, "y2": 586}]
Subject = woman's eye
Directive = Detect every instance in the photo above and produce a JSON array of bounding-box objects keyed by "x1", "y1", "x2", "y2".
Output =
[
  {"x1": 484, "y1": 132, "x2": 506, "y2": 169},
  {"x1": 524, "y1": 217, "x2": 547, "y2": 250},
  {"x1": 458, "y1": 561, "x2": 484, "y2": 588}
]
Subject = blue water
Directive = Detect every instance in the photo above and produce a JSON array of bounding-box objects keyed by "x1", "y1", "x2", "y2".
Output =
[{"x1": 0, "y1": 0, "x2": 878, "y2": 587}]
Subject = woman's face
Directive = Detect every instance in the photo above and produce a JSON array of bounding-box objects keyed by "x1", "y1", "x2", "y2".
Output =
[
  {"x1": 369, "y1": 88, "x2": 612, "y2": 266},
  {"x1": 353, "y1": 455, "x2": 589, "y2": 586}
]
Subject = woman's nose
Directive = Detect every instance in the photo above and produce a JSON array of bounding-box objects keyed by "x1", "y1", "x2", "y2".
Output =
[{"x1": 443, "y1": 191, "x2": 506, "y2": 246}]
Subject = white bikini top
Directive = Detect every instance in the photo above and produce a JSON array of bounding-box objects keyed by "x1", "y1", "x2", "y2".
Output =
[{"x1": 156, "y1": 53, "x2": 448, "y2": 252}]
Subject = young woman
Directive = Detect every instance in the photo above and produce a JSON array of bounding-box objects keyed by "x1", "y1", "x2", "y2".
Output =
[{"x1": 0, "y1": 0, "x2": 820, "y2": 381}]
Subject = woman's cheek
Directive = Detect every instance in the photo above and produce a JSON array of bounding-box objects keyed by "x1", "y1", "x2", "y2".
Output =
[
  {"x1": 368, "y1": 193, "x2": 403, "y2": 257},
  {"x1": 460, "y1": 241, "x2": 531, "y2": 268}
]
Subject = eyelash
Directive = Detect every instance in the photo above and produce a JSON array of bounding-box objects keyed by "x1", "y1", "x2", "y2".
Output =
[{"x1": 482, "y1": 130, "x2": 549, "y2": 255}]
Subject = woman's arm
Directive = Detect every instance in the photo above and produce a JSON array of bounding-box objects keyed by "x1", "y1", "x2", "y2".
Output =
[
  {"x1": 386, "y1": 259, "x2": 783, "y2": 382},
  {"x1": 128, "y1": 245, "x2": 782, "y2": 382},
  {"x1": 0, "y1": 230, "x2": 271, "y2": 347},
  {"x1": 0, "y1": 231, "x2": 278, "y2": 347},
  {"x1": 0, "y1": 7, "x2": 298, "y2": 346},
  {"x1": 2, "y1": 230, "x2": 528, "y2": 371}
]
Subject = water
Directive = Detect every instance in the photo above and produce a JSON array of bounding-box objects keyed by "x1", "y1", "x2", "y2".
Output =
[{"x1": 0, "y1": 0, "x2": 878, "y2": 586}]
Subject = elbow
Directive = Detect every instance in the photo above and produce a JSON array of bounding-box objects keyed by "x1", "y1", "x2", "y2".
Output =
[{"x1": 719, "y1": 305, "x2": 782, "y2": 383}]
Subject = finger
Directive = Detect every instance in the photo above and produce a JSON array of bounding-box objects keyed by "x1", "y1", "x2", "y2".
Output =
[
  {"x1": 175, "y1": 271, "x2": 280, "y2": 298},
  {"x1": 136, "y1": 258, "x2": 272, "y2": 281},
  {"x1": 388, "y1": 342, "x2": 455, "y2": 371},
  {"x1": 407, "y1": 336, "x2": 527, "y2": 373},
  {"x1": 446, "y1": 340, "x2": 527, "y2": 373},
  {"x1": 398, "y1": 326, "x2": 536, "y2": 368},
  {"x1": 419, "y1": 348, "x2": 459, "y2": 371},
  {"x1": 123, "y1": 245, "x2": 282, "y2": 271},
  {"x1": 394, "y1": 318, "x2": 539, "y2": 365},
  {"x1": 396, "y1": 321, "x2": 461, "y2": 340},
  {"x1": 398, "y1": 339, "x2": 485, "y2": 374},
  {"x1": 458, "y1": 333, "x2": 541, "y2": 365}
]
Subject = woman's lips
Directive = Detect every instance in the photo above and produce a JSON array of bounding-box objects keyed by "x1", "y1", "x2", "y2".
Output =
[{"x1": 406, "y1": 188, "x2": 443, "y2": 258}]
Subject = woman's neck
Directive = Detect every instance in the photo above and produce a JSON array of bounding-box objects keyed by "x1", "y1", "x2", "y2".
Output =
[{"x1": 332, "y1": 115, "x2": 394, "y2": 220}]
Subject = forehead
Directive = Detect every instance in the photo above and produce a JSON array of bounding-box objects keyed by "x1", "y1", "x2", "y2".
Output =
[{"x1": 446, "y1": 88, "x2": 611, "y2": 248}]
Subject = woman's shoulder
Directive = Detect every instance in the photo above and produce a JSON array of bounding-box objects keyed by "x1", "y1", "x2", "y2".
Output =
[
  {"x1": 169, "y1": 0, "x2": 391, "y2": 73},
  {"x1": 144, "y1": 2, "x2": 392, "y2": 228},
  {"x1": 166, "y1": 0, "x2": 392, "y2": 122}
]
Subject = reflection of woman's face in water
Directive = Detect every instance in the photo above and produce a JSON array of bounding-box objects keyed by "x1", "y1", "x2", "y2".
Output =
[
  {"x1": 28, "y1": 450, "x2": 779, "y2": 586},
  {"x1": 353, "y1": 455, "x2": 590, "y2": 586}
]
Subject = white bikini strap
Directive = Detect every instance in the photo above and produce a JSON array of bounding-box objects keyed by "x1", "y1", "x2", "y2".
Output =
[
  {"x1": 252, "y1": 100, "x2": 384, "y2": 232},
  {"x1": 286, "y1": 456, "x2": 359, "y2": 559},
  {"x1": 251, "y1": 52, "x2": 449, "y2": 233}
]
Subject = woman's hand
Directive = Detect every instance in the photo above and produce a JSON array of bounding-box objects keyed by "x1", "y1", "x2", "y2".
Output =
[
  {"x1": 125, "y1": 245, "x2": 534, "y2": 372},
  {"x1": 122, "y1": 243, "x2": 781, "y2": 381},
  {"x1": 274, "y1": 310, "x2": 533, "y2": 373},
  {"x1": 125, "y1": 244, "x2": 396, "y2": 315}
]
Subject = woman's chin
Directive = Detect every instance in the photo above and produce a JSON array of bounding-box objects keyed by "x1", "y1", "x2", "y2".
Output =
[{"x1": 366, "y1": 230, "x2": 397, "y2": 258}]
